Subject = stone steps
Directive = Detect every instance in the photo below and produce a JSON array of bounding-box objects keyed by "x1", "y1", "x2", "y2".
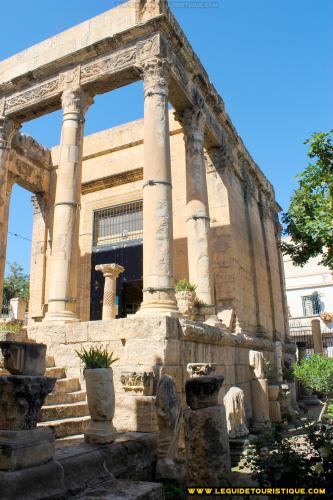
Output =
[
  {"x1": 45, "y1": 366, "x2": 66, "y2": 379},
  {"x1": 54, "y1": 377, "x2": 81, "y2": 394},
  {"x1": 40, "y1": 401, "x2": 89, "y2": 422},
  {"x1": 38, "y1": 415, "x2": 91, "y2": 439},
  {"x1": 45, "y1": 389, "x2": 86, "y2": 405},
  {"x1": 46, "y1": 355, "x2": 55, "y2": 368}
]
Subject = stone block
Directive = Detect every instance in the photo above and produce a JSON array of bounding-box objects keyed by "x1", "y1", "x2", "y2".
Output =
[
  {"x1": 114, "y1": 394, "x2": 158, "y2": 432},
  {"x1": 0, "y1": 428, "x2": 54, "y2": 471}
]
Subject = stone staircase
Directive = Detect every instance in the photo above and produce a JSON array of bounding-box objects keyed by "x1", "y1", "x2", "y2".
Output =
[{"x1": 38, "y1": 355, "x2": 91, "y2": 439}]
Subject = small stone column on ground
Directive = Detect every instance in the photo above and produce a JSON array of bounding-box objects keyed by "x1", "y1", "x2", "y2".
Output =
[
  {"x1": 312, "y1": 319, "x2": 323, "y2": 354},
  {"x1": 138, "y1": 57, "x2": 178, "y2": 316},
  {"x1": 0, "y1": 341, "x2": 56, "y2": 471},
  {"x1": 268, "y1": 384, "x2": 281, "y2": 422},
  {"x1": 95, "y1": 264, "x2": 124, "y2": 320},
  {"x1": 249, "y1": 350, "x2": 271, "y2": 431},
  {"x1": 44, "y1": 85, "x2": 93, "y2": 323},
  {"x1": 274, "y1": 340, "x2": 284, "y2": 383},
  {"x1": 155, "y1": 375, "x2": 183, "y2": 480},
  {"x1": 0, "y1": 107, "x2": 19, "y2": 308},
  {"x1": 175, "y1": 106, "x2": 214, "y2": 310},
  {"x1": 184, "y1": 375, "x2": 231, "y2": 487}
]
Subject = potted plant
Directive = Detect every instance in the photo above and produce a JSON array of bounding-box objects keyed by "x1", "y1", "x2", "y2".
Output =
[
  {"x1": 175, "y1": 279, "x2": 197, "y2": 316},
  {"x1": 76, "y1": 346, "x2": 119, "y2": 444}
]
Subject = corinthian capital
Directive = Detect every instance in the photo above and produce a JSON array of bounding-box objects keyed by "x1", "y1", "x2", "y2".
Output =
[
  {"x1": 61, "y1": 88, "x2": 94, "y2": 118},
  {"x1": 0, "y1": 112, "x2": 20, "y2": 150},
  {"x1": 142, "y1": 57, "x2": 170, "y2": 98},
  {"x1": 175, "y1": 107, "x2": 206, "y2": 143}
]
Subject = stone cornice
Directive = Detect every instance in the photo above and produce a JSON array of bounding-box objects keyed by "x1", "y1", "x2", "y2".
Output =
[{"x1": 81, "y1": 168, "x2": 143, "y2": 195}]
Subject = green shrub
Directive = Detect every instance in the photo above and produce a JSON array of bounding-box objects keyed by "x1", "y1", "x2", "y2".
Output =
[
  {"x1": 293, "y1": 354, "x2": 333, "y2": 395},
  {"x1": 243, "y1": 420, "x2": 333, "y2": 493},
  {"x1": 175, "y1": 279, "x2": 196, "y2": 293},
  {"x1": 76, "y1": 347, "x2": 119, "y2": 369},
  {"x1": 0, "y1": 322, "x2": 22, "y2": 333}
]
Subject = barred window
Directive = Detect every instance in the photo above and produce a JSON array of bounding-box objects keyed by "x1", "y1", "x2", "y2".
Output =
[
  {"x1": 93, "y1": 200, "x2": 143, "y2": 249},
  {"x1": 302, "y1": 293, "x2": 321, "y2": 316}
]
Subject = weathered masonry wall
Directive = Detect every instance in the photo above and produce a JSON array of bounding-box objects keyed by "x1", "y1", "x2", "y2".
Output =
[{"x1": 28, "y1": 317, "x2": 278, "y2": 432}]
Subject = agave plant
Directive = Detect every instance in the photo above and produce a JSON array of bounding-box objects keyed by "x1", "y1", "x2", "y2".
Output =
[
  {"x1": 76, "y1": 346, "x2": 119, "y2": 369},
  {"x1": 175, "y1": 279, "x2": 197, "y2": 293}
]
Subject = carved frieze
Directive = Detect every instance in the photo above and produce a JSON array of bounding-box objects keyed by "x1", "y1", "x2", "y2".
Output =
[
  {"x1": 120, "y1": 371, "x2": 154, "y2": 395},
  {"x1": 187, "y1": 363, "x2": 216, "y2": 377},
  {"x1": 5, "y1": 79, "x2": 61, "y2": 114}
]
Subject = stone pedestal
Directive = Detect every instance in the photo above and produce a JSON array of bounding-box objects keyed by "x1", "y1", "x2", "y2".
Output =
[
  {"x1": 0, "y1": 428, "x2": 54, "y2": 471},
  {"x1": 95, "y1": 263, "x2": 124, "y2": 320},
  {"x1": 0, "y1": 341, "x2": 46, "y2": 376},
  {"x1": 184, "y1": 375, "x2": 231, "y2": 486},
  {"x1": 250, "y1": 378, "x2": 270, "y2": 431}
]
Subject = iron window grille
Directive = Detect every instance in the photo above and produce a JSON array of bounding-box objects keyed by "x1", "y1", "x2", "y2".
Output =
[
  {"x1": 93, "y1": 200, "x2": 143, "y2": 250},
  {"x1": 302, "y1": 293, "x2": 321, "y2": 317}
]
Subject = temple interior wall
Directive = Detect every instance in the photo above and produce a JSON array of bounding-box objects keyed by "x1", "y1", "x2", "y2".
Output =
[{"x1": 28, "y1": 111, "x2": 286, "y2": 340}]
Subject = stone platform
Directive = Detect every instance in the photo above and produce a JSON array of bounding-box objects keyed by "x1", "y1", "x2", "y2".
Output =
[
  {"x1": 0, "y1": 432, "x2": 158, "y2": 500},
  {"x1": 28, "y1": 316, "x2": 278, "y2": 434}
]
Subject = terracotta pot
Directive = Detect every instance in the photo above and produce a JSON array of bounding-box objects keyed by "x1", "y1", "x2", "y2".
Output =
[
  {"x1": 175, "y1": 290, "x2": 196, "y2": 315},
  {"x1": 268, "y1": 384, "x2": 280, "y2": 401},
  {"x1": 84, "y1": 367, "x2": 116, "y2": 444}
]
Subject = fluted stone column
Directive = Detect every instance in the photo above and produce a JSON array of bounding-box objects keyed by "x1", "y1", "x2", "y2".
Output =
[
  {"x1": 0, "y1": 111, "x2": 19, "y2": 307},
  {"x1": 95, "y1": 263, "x2": 124, "y2": 320},
  {"x1": 178, "y1": 107, "x2": 213, "y2": 306},
  {"x1": 44, "y1": 88, "x2": 93, "y2": 322},
  {"x1": 139, "y1": 58, "x2": 178, "y2": 315}
]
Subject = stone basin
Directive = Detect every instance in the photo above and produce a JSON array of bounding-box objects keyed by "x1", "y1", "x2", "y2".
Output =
[
  {"x1": 0, "y1": 341, "x2": 46, "y2": 376},
  {"x1": 0, "y1": 375, "x2": 56, "y2": 430}
]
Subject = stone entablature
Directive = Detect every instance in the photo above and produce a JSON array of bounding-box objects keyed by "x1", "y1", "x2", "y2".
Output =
[{"x1": 0, "y1": 0, "x2": 275, "y2": 202}]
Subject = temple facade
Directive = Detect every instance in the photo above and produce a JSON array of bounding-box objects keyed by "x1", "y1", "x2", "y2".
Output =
[{"x1": 0, "y1": 0, "x2": 293, "y2": 432}]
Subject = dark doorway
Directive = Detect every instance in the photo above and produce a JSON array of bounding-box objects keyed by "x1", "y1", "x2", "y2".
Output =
[{"x1": 90, "y1": 244, "x2": 143, "y2": 320}]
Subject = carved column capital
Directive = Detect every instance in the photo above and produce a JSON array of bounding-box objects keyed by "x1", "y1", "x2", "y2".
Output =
[
  {"x1": 175, "y1": 107, "x2": 206, "y2": 141},
  {"x1": 61, "y1": 87, "x2": 94, "y2": 119},
  {"x1": 95, "y1": 263, "x2": 125, "y2": 280},
  {"x1": 0, "y1": 114, "x2": 20, "y2": 150},
  {"x1": 142, "y1": 57, "x2": 170, "y2": 98}
]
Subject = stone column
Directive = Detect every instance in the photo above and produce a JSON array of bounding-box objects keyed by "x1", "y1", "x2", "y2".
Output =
[
  {"x1": 312, "y1": 319, "x2": 323, "y2": 354},
  {"x1": 139, "y1": 57, "x2": 178, "y2": 315},
  {"x1": 0, "y1": 109, "x2": 19, "y2": 308},
  {"x1": 44, "y1": 88, "x2": 93, "y2": 322},
  {"x1": 95, "y1": 263, "x2": 124, "y2": 320},
  {"x1": 177, "y1": 107, "x2": 214, "y2": 307}
]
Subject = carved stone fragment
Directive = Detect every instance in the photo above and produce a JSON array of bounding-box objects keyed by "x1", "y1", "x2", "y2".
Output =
[
  {"x1": 187, "y1": 363, "x2": 216, "y2": 378},
  {"x1": 223, "y1": 387, "x2": 249, "y2": 439},
  {"x1": 155, "y1": 374, "x2": 182, "y2": 479},
  {"x1": 120, "y1": 371, "x2": 154, "y2": 396}
]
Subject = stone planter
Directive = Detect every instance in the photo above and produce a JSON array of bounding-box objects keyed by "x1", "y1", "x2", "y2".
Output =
[
  {"x1": 0, "y1": 341, "x2": 46, "y2": 376},
  {"x1": 0, "y1": 376, "x2": 56, "y2": 430},
  {"x1": 175, "y1": 291, "x2": 196, "y2": 316},
  {"x1": 268, "y1": 384, "x2": 280, "y2": 401},
  {"x1": 84, "y1": 368, "x2": 116, "y2": 444}
]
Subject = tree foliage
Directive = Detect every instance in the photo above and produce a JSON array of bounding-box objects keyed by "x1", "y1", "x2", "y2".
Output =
[
  {"x1": 281, "y1": 130, "x2": 333, "y2": 269},
  {"x1": 3, "y1": 262, "x2": 29, "y2": 304}
]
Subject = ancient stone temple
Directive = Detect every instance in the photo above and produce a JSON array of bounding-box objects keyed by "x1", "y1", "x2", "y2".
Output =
[{"x1": 0, "y1": 0, "x2": 292, "y2": 433}]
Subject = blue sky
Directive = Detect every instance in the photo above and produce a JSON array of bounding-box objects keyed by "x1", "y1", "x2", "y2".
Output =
[{"x1": 1, "y1": 0, "x2": 332, "y2": 274}]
